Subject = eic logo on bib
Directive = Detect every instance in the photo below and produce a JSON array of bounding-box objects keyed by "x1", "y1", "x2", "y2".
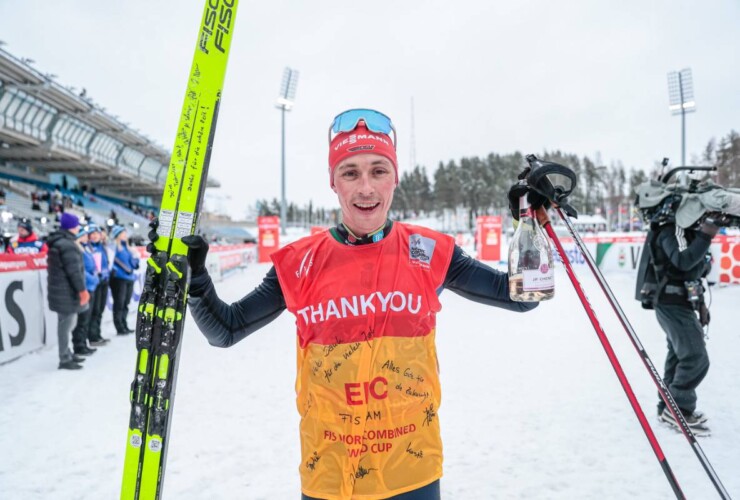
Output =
[{"x1": 409, "y1": 234, "x2": 436, "y2": 269}]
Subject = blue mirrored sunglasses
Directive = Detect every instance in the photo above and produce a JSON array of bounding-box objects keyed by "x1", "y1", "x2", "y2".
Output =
[{"x1": 328, "y1": 108, "x2": 397, "y2": 148}]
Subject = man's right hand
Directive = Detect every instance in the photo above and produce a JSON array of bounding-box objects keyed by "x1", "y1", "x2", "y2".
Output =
[
  {"x1": 181, "y1": 235, "x2": 210, "y2": 276},
  {"x1": 146, "y1": 218, "x2": 209, "y2": 276},
  {"x1": 79, "y1": 290, "x2": 91, "y2": 306}
]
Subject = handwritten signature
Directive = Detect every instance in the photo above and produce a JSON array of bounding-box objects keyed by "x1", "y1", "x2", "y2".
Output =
[
  {"x1": 406, "y1": 442, "x2": 424, "y2": 459},
  {"x1": 422, "y1": 403, "x2": 436, "y2": 427},
  {"x1": 305, "y1": 451, "x2": 320, "y2": 471},
  {"x1": 361, "y1": 328, "x2": 376, "y2": 348}
]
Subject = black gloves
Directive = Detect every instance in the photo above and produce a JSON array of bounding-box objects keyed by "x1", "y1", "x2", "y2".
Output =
[
  {"x1": 181, "y1": 235, "x2": 209, "y2": 276},
  {"x1": 703, "y1": 212, "x2": 733, "y2": 227},
  {"x1": 146, "y1": 217, "x2": 209, "y2": 276},
  {"x1": 507, "y1": 168, "x2": 551, "y2": 221},
  {"x1": 700, "y1": 212, "x2": 732, "y2": 236}
]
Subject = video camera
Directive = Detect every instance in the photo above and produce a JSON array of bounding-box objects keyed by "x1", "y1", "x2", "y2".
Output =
[{"x1": 635, "y1": 162, "x2": 740, "y2": 229}]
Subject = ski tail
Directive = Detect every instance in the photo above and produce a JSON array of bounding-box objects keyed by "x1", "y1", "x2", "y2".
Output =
[{"x1": 120, "y1": 1, "x2": 239, "y2": 499}]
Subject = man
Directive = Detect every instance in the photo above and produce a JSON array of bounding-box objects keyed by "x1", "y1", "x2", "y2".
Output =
[
  {"x1": 639, "y1": 203, "x2": 724, "y2": 437},
  {"x1": 7, "y1": 218, "x2": 48, "y2": 254},
  {"x1": 46, "y1": 212, "x2": 91, "y2": 370},
  {"x1": 87, "y1": 225, "x2": 111, "y2": 345},
  {"x1": 170, "y1": 109, "x2": 543, "y2": 499}
]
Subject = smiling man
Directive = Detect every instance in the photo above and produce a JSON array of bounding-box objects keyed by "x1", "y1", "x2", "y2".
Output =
[{"x1": 182, "y1": 108, "x2": 542, "y2": 499}]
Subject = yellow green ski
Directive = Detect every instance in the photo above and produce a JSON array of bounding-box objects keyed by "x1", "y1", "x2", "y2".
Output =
[{"x1": 120, "y1": 1, "x2": 239, "y2": 499}]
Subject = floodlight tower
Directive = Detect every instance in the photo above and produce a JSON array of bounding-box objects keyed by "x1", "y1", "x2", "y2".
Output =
[
  {"x1": 276, "y1": 67, "x2": 299, "y2": 235},
  {"x1": 667, "y1": 68, "x2": 696, "y2": 167}
]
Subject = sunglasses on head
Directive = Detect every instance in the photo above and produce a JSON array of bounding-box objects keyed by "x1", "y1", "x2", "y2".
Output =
[{"x1": 328, "y1": 108, "x2": 397, "y2": 148}]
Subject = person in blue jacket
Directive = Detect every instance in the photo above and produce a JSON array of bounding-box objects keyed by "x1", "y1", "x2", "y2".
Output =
[
  {"x1": 109, "y1": 225, "x2": 139, "y2": 334},
  {"x1": 71, "y1": 226, "x2": 100, "y2": 356},
  {"x1": 87, "y1": 224, "x2": 111, "y2": 345}
]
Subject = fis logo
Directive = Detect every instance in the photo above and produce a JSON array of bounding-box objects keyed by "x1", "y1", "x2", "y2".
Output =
[
  {"x1": 199, "y1": 0, "x2": 235, "y2": 54},
  {"x1": 295, "y1": 249, "x2": 314, "y2": 279},
  {"x1": 409, "y1": 234, "x2": 436, "y2": 269}
]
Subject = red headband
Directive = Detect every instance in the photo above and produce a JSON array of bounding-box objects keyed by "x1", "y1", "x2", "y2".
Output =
[{"x1": 328, "y1": 123, "x2": 398, "y2": 187}]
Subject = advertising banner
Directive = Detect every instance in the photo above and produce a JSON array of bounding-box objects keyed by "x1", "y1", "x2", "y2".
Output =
[
  {"x1": 476, "y1": 215, "x2": 502, "y2": 262},
  {"x1": 0, "y1": 270, "x2": 46, "y2": 365},
  {"x1": 554, "y1": 233, "x2": 740, "y2": 285},
  {"x1": 715, "y1": 235, "x2": 740, "y2": 284},
  {"x1": 0, "y1": 242, "x2": 258, "y2": 364},
  {"x1": 258, "y1": 216, "x2": 280, "y2": 263}
]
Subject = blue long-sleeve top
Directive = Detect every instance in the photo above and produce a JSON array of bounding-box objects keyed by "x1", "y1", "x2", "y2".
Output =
[
  {"x1": 112, "y1": 242, "x2": 139, "y2": 281},
  {"x1": 90, "y1": 241, "x2": 111, "y2": 281},
  {"x1": 82, "y1": 246, "x2": 100, "y2": 292}
]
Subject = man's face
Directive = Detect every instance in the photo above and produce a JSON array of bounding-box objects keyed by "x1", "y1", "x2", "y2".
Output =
[
  {"x1": 332, "y1": 153, "x2": 396, "y2": 236},
  {"x1": 89, "y1": 231, "x2": 101, "y2": 243},
  {"x1": 68, "y1": 226, "x2": 80, "y2": 235},
  {"x1": 18, "y1": 227, "x2": 30, "y2": 238}
]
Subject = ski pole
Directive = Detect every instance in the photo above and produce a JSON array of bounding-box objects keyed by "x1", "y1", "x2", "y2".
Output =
[
  {"x1": 540, "y1": 218, "x2": 686, "y2": 500},
  {"x1": 553, "y1": 207, "x2": 731, "y2": 500}
]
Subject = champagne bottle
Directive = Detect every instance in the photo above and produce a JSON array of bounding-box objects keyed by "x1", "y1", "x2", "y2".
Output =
[{"x1": 508, "y1": 193, "x2": 554, "y2": 301}]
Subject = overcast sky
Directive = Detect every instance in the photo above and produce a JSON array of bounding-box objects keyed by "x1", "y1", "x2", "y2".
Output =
[{"x1": 1, "y1": 0, "x2": 738, "y2": 215}]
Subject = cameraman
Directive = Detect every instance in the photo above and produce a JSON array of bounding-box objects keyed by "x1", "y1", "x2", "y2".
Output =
[{"x1": 647, "y1": 211, "x2": 728, "y2": 436}]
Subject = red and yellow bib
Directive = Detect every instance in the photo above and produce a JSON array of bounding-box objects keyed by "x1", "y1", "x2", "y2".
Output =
[{"x1": 272, "y1": 223, "x2": 454, "y2": 499}]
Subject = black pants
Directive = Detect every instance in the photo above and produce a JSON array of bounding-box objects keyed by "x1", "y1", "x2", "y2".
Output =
[
  {"x1": 71, "y1": 302, "x2": 92, "y2": 352},
  {"x1": 655, "y1": 303, "x2": 710, "y2": 413},
  {"x1": 110, "y1": 277, "x2": 134, "y2": 333},
  {"x1": 301, "y1": 480, "x2": 440, "y2": 500},
  {"x1": 88, "y1": 278, "x2": 109, "y2": 340}
]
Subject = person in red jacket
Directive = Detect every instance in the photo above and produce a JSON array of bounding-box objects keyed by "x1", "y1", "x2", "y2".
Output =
[
  {"x1": 152, "y1": 109, "x2": 546, "y2": 499},
  {"x1": 7, "y1": 218, "x2": 48, "y2": 254}
]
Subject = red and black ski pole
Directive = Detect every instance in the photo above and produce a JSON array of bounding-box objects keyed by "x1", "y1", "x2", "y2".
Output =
[
  {"x1": 553, "y1": 206, "x2": 731, "y2": 500},
  {"x1": 540, "y1": 216, "x2": 685, "y2": 499}
]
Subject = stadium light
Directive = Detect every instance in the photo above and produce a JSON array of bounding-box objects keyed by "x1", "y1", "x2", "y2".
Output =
[
  {"x1": 666, "y1": 68, "x2": 696, "y2": 167},
  {"x1": 275, "y1": 67, "x2": 299, "y2": 235}
]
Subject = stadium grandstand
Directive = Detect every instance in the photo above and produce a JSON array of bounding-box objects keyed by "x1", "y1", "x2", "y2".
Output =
[{"x1": 0, "y1": 45, "x2": 222, "y2": 244}]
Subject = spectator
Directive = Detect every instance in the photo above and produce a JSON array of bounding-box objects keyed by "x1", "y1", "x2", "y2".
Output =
[
  {"x1": 46, "y1": 213, "x2": 90, "y2": 370},
  {"x1": 110, "y1": 226, "x2": 139, "y2": 335},
  {"x1": 87, "y1": 225, "x2": 111, "y2": 345},
  {"x1": 31, "y1": 191, "x2": 42, "y2": 211},
  {"x1": 7, "y1": 218, "x2": 48, "y2": 254},
  {"x1": 71, "y1": 227, "x2": 100, "y2": 356}
]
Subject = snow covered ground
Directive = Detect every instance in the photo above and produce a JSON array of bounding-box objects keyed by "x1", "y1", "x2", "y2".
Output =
[{"x1": 1, "y1": 255, "x2": 739, "y2": 499}]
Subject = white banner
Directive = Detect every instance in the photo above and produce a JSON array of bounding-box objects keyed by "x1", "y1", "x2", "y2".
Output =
[{"x1": 0, "y1": 270, "x2": 46, "y2": 365}]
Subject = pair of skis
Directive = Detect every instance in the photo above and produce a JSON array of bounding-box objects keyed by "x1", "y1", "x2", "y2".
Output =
[{"x1": 120, "y1": 1, "x2": 239, "y2": 499}]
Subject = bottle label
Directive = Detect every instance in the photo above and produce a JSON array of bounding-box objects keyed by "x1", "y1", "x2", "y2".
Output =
[{"x1": 522, "y1": 265, "x2": 554, "y2": 291}]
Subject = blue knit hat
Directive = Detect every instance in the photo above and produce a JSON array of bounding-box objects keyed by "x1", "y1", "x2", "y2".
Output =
[
  {"x1": 60, "y1": 212, "x2": 80, "y2": 230},
  {"x1": 110, "y1": 225, "x2": 126, "y2": 239},
  {"x1": 76, "y1": 226, "x2": 90, "y2": 239}
]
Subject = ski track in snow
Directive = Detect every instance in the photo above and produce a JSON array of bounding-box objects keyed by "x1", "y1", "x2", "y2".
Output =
[{"x1": 1, "y1": 259, "x2": 739, "y2": 499}]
